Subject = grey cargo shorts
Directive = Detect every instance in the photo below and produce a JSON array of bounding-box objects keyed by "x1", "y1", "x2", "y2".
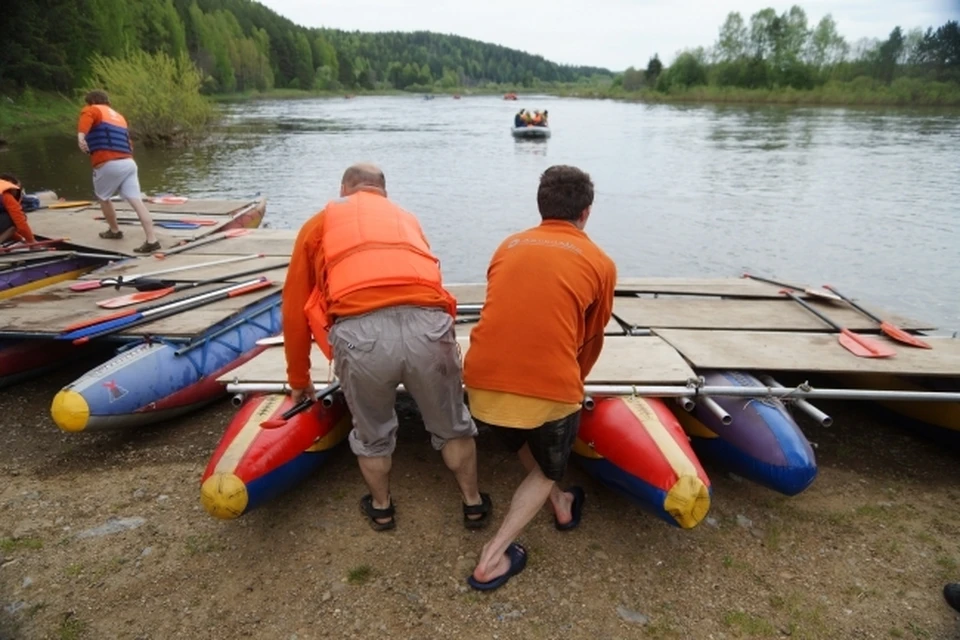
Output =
[{"x1": 328, "y1": 305, "x2": 477, "y2": 457}]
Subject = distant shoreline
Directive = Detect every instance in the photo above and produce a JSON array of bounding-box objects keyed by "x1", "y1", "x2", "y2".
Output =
[{"x1": 4, "y1": 83, "x2": 958, "y2": 141}]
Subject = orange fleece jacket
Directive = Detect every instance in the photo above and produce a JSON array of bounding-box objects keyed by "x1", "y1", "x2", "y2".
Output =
[
  {"x1": 463, "y1": 220, "x2": 616, "y2": 404},
  {"x1": 77, "y1": 105, "x2": 133, "y2": 168},
  {"x1": 1, "y1": 193, "x2": 36, "y2": 243},
  {"x1": 282, "y1": 205, "x2": 452, "y2": 389}
]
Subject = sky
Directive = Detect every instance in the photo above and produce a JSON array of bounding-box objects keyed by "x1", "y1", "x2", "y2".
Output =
[{"x1": 258, "y1": 0, "x2": 958, "y2": 70}]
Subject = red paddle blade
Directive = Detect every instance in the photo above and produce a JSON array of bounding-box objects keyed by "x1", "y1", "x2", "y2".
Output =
[
  {"x1": 61, "y1": 309, "x2": 136, "y2": 333},
  {"x1": 879, "y1": 321, "x2": 932, "y2": 349},
  {"x1": 259, "y1": 418, "x2": 287, "y2": 429},
  {"x1": 96, "y1": 286, "x2": 175, "y2": 309},
  {"x1": 839, "y1": 329, "x2": 897, "y2": 358},
  {"x1": 70, "y1": 280, "x2": 104, "y2": 292}
]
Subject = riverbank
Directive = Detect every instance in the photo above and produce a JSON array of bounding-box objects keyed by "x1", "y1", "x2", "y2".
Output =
[
  {"x1": 562, "y1": 78, "x2": 960, "y2": 108},
  {"x1": 0, "y1": 90, "x2": 79, "y2": 141}
]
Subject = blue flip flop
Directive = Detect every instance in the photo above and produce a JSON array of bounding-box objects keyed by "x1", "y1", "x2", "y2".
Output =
[
  {"x1": 466, "y1": 542, "x2": 527, "y2": 592},
  {"x1": 554, "y1": 486, "x2": 585, "y2": 531}
]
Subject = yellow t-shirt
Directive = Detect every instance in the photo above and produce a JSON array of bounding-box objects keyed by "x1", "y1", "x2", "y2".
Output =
[{"x1": 466, "y1": 387, "x2": 580, "y2": 429}]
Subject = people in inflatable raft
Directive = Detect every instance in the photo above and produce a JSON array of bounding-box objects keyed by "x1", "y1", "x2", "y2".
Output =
[{"x1": 514, "y1": 109, "x2": 549, "y2": 127}]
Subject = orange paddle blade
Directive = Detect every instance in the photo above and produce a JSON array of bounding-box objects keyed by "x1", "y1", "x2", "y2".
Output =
[
  {"x1": 879, "y1": 321, "x2": 932, "y2": 349},
  {"x1": 96, "y1": 287, "x2": 175, "y2": 309},
  {"x1": 61, "y1": 309, "x2": 136, "y2": 333},
  {"x1": 839, "y1": 329, "x2": 896, "y2": 358}
]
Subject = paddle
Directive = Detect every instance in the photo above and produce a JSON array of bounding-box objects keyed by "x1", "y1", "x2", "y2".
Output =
[
  {"x1": 69, "y1": 253, "x2": 264, "y2": 291},
  {"x1": 61, "y1": 278, "x2": 274, "y2": 344},
  {"x1": 781, "y1": 290, "x2": 896, "y2": 358},
  {"x1": 259, "y1": 381, "x2": 343, "y2": 429},
  {"x1": 154, "y1": 228, "x2": 251, "y2": 259},
  {"x1": 95, "y1": 216, "x2": 217, "y2": 226},
  {"x1": 113, "y1": 220, "x2": 202, "y2": 230},
  {"x1": 64, "y1": 277, "x2": 270, "y2": 332},
  {"x1": 742, "y1": 273, "x2": 842, "y2": 302},
  {"x1": 0, "y1": 238, "x2": 68, "y2": 253},
  {"x1": 96, "y1": 261, "x2": 289, "y2": 308},
  {"x1": 822, "y1": 285, "x2": 932, "y2": 349}
]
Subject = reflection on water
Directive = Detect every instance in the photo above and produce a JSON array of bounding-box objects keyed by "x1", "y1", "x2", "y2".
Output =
[{"x1": 3, "y1": 96, "x2": 958, "y2": 331}]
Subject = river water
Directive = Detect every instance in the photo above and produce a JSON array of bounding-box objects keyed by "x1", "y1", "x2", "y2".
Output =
[{"x1": 4, "y1": 95, "x2": 958, "y2": 332}]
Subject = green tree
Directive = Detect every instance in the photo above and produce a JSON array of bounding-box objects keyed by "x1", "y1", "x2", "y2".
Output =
[{"x1": 717, "y1": 12, "x2": 749, "y2": 61}]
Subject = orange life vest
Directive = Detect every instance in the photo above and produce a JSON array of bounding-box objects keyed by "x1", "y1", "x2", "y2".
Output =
[
  {"x1": 0, "y1": 179, "x2": 22, "y2": 214},
  {"x1": 304, "y1": 190, "x2": 457, "y2": 359}
]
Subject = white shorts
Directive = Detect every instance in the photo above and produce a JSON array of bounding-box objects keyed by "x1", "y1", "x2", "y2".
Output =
[{"x1": 92, "y1": 158, "x2": 142, "y2": 201}]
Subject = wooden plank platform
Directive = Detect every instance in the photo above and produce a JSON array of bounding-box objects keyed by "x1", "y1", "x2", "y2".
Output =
[
  {"x1": 613, "y1": 297, "x2": 932, "y2": 332},
  {"x1": 654, "y1": 330, "x2": 960, "y2": 376},
  {"x1": 29, "y1": 210, "x2": 186, "y2": 256},
  {"x1": 0, "y1": 269, "x2": 286, "y2": 337},
  {"x1": 616, "y1": 277, "x2": 789, "y2": 297},
  {"x1": 165, "y1": 229, "x2": 297, "y2": 257},
  {"x1": 220, "y1": 334, "x2": 696, "y2": 385},
  {"x1": 71, "y1": 199, "x2": 255, "y2": 216},
  {"x1": 77, "y1": 253, "x2": 288, "y2": 283},
  {"x1": 445, "y1": 278, "x2": 837, "y2": 304}
]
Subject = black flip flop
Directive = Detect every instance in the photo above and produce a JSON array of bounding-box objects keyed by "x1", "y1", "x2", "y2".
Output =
[
  {"x1": 554, "y1": 486, "x2": 585, "y2": 531},
  {"x1": 467, "y1": 542, "x2": 527, "y2": 592},
  {"x1": 463, "y1": 492, "x2": 493, "y2": 529},
  {"x1": 359, "y1": 494, "x2": 395, "y2": 531}
]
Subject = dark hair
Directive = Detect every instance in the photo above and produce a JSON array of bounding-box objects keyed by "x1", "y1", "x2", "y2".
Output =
[
  {"x1": 84, "y1": 90, "x2": 110, "y2": 106},
  {"x1": 0, "y1": 173, "x2": 20, "y2": 185},
  {"x1": 536, "y1": 165, "x2": 594, "y2": 221}
]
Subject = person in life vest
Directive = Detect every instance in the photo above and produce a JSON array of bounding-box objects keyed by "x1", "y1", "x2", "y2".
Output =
[
  {"x1": 77, "y1": 90, "x2": 160, "y2": 254},
  {"x1": 0, "y1": 174, "x2": 37, "y2": 245},
  {"x1": 282, "y1": 163, "x2": 491, "y2": 531},
  {"x1": 463, "y1": 165, "x2": 616, "y2": 591}
]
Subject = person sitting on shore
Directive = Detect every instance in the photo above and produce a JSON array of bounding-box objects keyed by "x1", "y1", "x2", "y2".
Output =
[{"x1": 0, "y1": 173, "x2": 37, "y2": 246}]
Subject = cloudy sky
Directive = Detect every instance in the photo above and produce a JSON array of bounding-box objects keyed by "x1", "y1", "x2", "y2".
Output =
[{"x1": 258, "y1": 0, "x2": 957, "y2": 70}]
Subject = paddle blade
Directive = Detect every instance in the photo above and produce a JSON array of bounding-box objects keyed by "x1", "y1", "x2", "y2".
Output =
[
  {"x1": 96, "y1": 287, "x2": 175, "y2": 309},
  {"x1": 838, "y1": 329, "x2": 897, "y2": 358},
  {"x1": 69, "y1": 280, "x2": 104, "y2": 292},
  {"x1": 803, "y1": 287, "x2": 843, "y2": 303},
  {"x1": 879, "y1": 321, "x2": 932, "y2": 349},
  {"x1": 61, "y1": 309, "x2": 136, "y2": 333}
]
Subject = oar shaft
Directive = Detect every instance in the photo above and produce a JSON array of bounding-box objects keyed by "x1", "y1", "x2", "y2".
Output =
[
  {"x1": 783, "y1": 291, "x2": 840, "y2": 330},
  {"x1": 823, "y1": 285, "x2": 881, "y2": 323}
]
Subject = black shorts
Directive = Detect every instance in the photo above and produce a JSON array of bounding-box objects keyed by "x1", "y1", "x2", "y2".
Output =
[
  {"x1": 477, "y1": 410, "x2": 581, "y2": 482},
  {"x1": 0, "y1": 212, "x2": 12, "y2": 233}
]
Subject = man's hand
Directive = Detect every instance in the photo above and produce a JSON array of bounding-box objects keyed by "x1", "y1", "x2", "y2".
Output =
[
  {"x1": 291, "y1": 382, "x2": 317, "y2": 405},
  {"x1": 77, "y1": 133, "x2": 89, "y2": 154}
]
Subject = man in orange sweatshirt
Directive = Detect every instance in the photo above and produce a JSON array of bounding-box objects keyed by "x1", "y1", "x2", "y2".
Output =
[
  {"x1": 463, "y1": 165, "x2": 616, "y2": 591},
  {"x1": 282, "y1": 163, "x2": 490, "y2": 531},
  {"x1": 0, "y1": 174, "x2": 37, "y2": 245}
]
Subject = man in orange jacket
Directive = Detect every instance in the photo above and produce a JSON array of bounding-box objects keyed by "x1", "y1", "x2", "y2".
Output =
[
  {"x1": 463, "y1": 165, "x2": 616, "y2": 591},
  {"x1": 282, "y1": 163, "x2": 490, "y2": 531},
  {"x1": 0, "y1": 174, "x2": 37, "y2": 245}
]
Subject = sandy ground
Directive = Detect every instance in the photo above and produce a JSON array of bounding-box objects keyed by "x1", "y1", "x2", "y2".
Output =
[{"x1": 1, "y1": 360, "x2": 960, "y2": 640}]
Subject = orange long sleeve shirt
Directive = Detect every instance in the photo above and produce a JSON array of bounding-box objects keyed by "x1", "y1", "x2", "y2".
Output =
[
  {"x1": 1, "y1": 192, "x2": 36, "y2": 243},
  {"x1": 282, "y1": 205, "x2": 453, "y2": 389},
  {"x1": 463, "y1": 220, "x2": 617, "y2": 405},
  {"x1": 77, "y1": 105, "x2": 133, "y2": 168}
]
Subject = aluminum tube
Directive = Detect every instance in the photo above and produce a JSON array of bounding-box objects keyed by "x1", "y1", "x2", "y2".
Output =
[
  {"x1": 700, "y1": 395, "x2": 732, "y2": 425},
  {"x1": 760, "y1": 375, "x2": 833, "y2": 427},
  {"x1": 230, "y1": 393, "x2": 245, "y2": 407},
  {"x1": 674, "y1": 396, "x2": 696, "y2": 412},
  {"x1": 582, "y1": 395, "x2": 595, "y2": 410},
  {"x1": 222, "y1": 382, "x2": 960, "y2": 403}
]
